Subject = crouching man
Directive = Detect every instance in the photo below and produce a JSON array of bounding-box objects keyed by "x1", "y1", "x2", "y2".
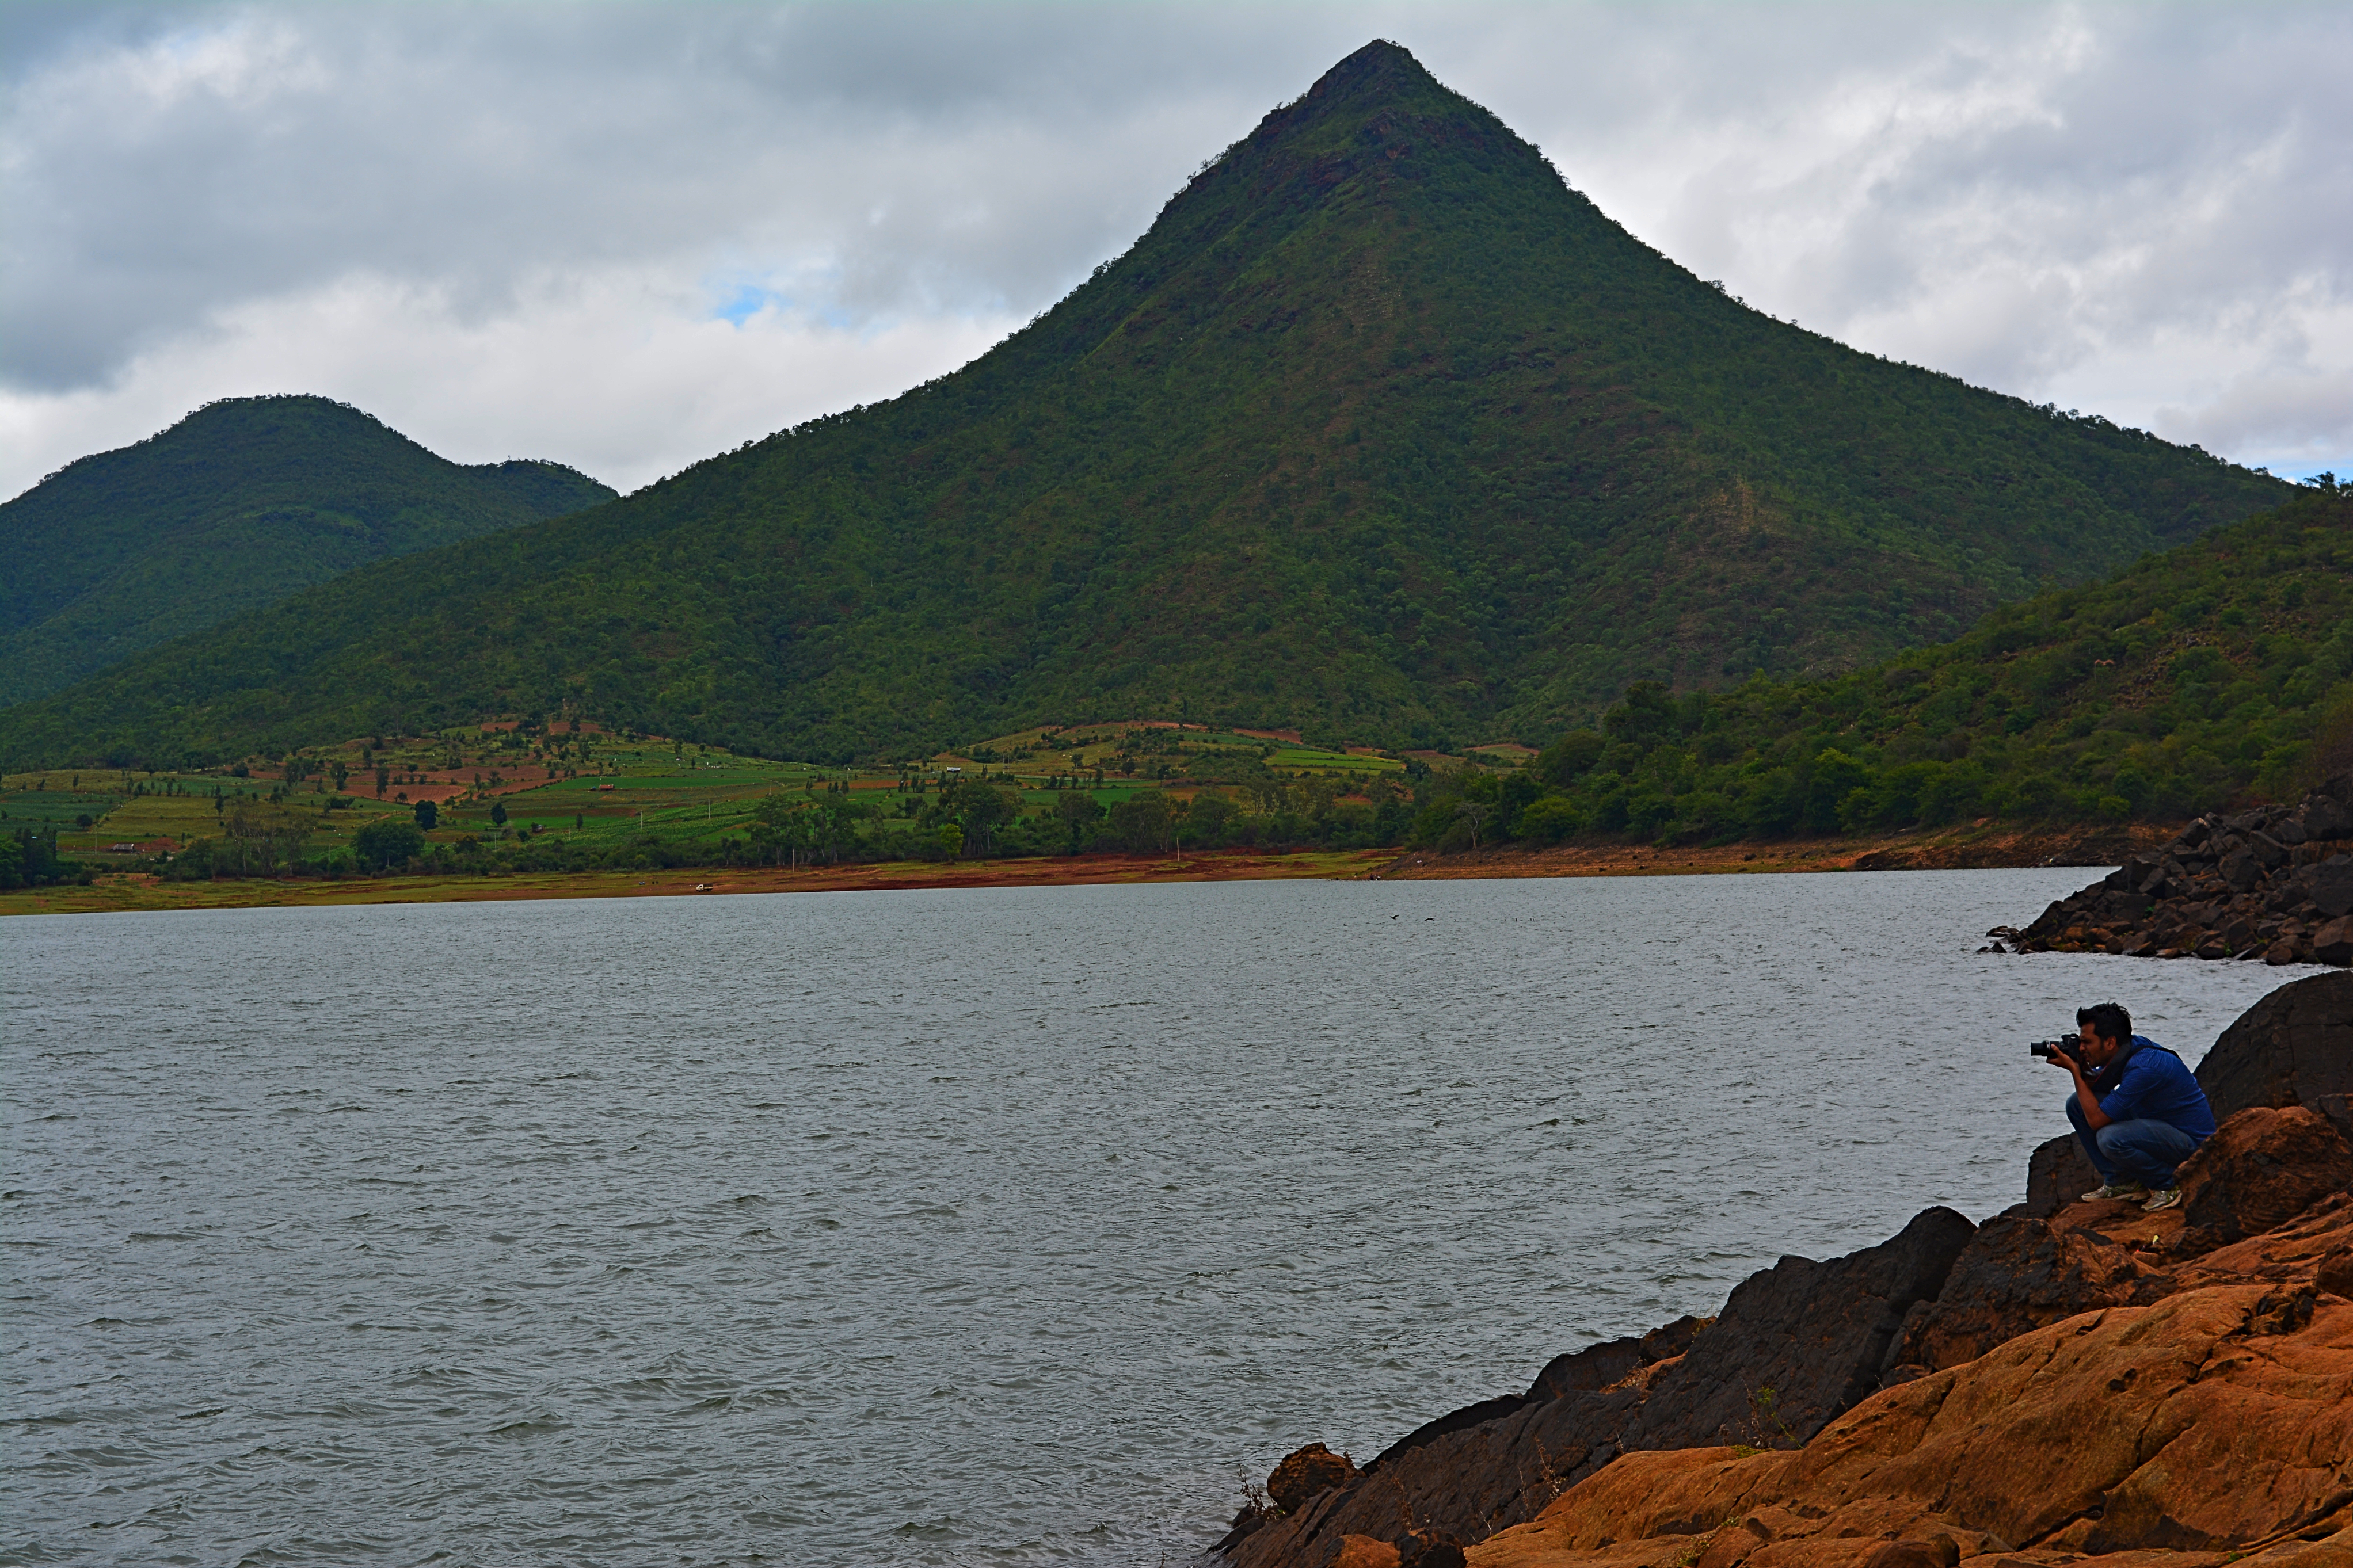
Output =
[{"x1": 2047, "y1": 1001, "x2": 2217, "y2": 1212}]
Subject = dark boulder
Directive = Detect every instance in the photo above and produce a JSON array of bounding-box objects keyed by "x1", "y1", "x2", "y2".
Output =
[
  {"x1": 2193, "y1": 971, "x2": 2353, "y2": 1119},
  {"x1": 2020, "y1": 1131, "x2": 2101, "y2": 1219},
  {"x1": 1878, "y1": 1215, "x2": 2157, "y2": 1379},
  {"x1": 2306, "y1": 865, "x2": 2353, "y2": 920},
  {"x1": 1621, "y1": 1206, "x2": 1975, "y2": 1449}
]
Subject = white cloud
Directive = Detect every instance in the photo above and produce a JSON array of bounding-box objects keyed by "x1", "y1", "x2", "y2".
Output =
[
  {"x1": 2, "y1": 2, "x2": 2348, "y2": 498},
  {"x1": 0, "y1": 268, "x2": 1019, "y2": 495}
]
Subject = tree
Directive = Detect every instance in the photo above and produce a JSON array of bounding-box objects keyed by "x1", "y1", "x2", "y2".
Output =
[
  {"x1": 352, "y1": 818, "x2": 425, "y2": 872},
  {"x1": 1053, "y1": 791, "x2": 1104, "y2": 853},
  {"x1": 414, "y1": 799, "x2": 439, "y2": 830},
  {"x1": 490, "y1": 800, "x2": 508, "y2": 827},
  {"x1": 1184, "y1": 792, "x2": 1233, "y2": 847},
  {"x1": 1107, "y1": 793, "x2": 1174, "y2": 853}
]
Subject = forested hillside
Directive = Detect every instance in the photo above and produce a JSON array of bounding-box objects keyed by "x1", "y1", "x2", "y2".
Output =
[
  {"x1": 0, "y1": 395, "x2": 614, "y2": 707},
  {"x1": 0, "y1": 43, "x2": 2285, "y2": 771},
  {"x1": 1412, "y1": 484, "x2": 2353, "y2": 846}
]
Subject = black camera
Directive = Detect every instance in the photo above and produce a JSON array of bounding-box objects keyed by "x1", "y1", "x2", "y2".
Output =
[{"x1": 2029, "y1": 1037, "x2": 2074, "y2": 1060}]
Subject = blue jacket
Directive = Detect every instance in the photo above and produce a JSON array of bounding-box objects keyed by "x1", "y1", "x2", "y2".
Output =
[{"x1": 2093, "y1": 1035, "x2": 2217, "y2": 1142}]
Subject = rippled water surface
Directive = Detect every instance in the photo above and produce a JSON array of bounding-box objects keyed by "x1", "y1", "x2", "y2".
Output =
[{"x1": 3, "y1": 872, "x2": 2325, "y2": 1565}]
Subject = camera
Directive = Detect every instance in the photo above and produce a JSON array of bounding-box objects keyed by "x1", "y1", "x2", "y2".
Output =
[{"x1": 2029, "y1": 1037, "x2": 2073, "y2": 1060}]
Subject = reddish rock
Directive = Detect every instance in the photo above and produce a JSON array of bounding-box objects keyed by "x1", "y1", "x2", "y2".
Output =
[
  {"x1": 2176, "y1": 1105, "x2": 2353, "y2": 1249},
  {"x1": 1472, "y1": 1284, "x2": 2353, "y2": 1566},
  {"x1": 1271, "y1": 1443, "x2": 1357, "y2": 1514}
]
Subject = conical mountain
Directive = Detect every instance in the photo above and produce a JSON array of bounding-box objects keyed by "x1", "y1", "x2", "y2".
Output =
[
  {"x1": 0, "y1": 43, "x2": 2285, "y2": 768},
  {"x1": 0, "y1": 395, "x2": 612, "y2": 708}
]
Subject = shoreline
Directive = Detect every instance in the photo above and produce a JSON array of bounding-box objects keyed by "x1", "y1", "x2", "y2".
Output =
[{"x1": 0, "y1": 819, "x2": 2181, "y2": 918}]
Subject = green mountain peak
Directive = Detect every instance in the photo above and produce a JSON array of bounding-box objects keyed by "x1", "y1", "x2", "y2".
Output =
[
  {"x1": 0, "y1": 47, "x2": 2289, "y2": 770},
  {"x1": 0, "y1": 394, "x2": 614, "y2": 709}
]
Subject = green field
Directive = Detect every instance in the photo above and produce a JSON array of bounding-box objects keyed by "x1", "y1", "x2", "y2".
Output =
[{"x1": 2, "y1": 713, "x2": 1426, "y2": 884}]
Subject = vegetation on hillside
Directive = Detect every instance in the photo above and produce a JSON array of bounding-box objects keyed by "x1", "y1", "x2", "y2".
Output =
[
  {"x1": 1408, "y1": 484, "x2": 2353, "y2": 848},
  {"x1": 0, "y1": 43, "x2": 2283, "y2": 773},
  {"x1": 0, "y1": 394, "x2": 613, "y2": 707}
]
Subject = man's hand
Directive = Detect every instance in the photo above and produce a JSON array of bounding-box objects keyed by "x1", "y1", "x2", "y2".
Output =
[{"x1": 2043, "y1": 1046, "x2": 2080, "y2": 1074}]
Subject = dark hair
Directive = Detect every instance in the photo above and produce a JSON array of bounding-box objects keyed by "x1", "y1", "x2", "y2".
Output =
[{"x1": 2077, "y1": 1001, "x2": 2132, "y2": 1044}]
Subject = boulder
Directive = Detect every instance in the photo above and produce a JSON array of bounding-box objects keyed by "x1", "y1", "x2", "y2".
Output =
[
  {"x1": 1622, "y1": 1206, "x2": 1974, "y2": 1449},
  {"x1": 1270, "y1": 1443, "x2": 1356, "y2": 1514},
  {"x1": 2193, "y1": 971, "x2": 2353, "y2": 1119},
  {"x1": 2176, "y1": 1105, "x2": 2353, "y2": 1249},
  {"x1": 1878, "y1": 1214, "x2": 2160, "y2": 1378},
  {"x1": 2020, "y1": 1131, "x2": 2101, "y2": 1218}
]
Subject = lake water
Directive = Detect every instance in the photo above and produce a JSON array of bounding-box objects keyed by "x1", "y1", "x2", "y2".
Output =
[{"x1": 2, "y1": 871, "x2": 2326, "y2": 1566}]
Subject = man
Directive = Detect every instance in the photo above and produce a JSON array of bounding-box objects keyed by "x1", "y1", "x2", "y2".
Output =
[{"x1": 2046, "y1": 1001, "x2": 2217, "y2": 1212}]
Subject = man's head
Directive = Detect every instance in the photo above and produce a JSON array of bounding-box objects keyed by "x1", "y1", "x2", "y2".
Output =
[{"x1": 2074, "y1": 1001, "x2": 2133, "y2": 1068}]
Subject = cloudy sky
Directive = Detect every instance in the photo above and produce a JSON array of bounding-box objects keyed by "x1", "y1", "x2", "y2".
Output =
[{"x1": 3, "y1": 2, "x2": 2348, "y2": 501}]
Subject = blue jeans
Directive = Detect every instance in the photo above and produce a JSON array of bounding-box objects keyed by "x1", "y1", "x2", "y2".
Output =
[{"x1": 2068, "y1": 1098, "x2": 2202, "y2": 1189}]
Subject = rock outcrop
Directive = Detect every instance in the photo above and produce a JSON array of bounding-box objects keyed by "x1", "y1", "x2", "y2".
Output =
[
  {"x1": 1220, "y1": 976, "x2": 2352, "y2": 1567},
  {"x1": 1619, "y1": 1208, "x2": 1974, "y2": 1451},
  {"x1": 1474, "y1": 1243, "x2": 2353, "y2": 1565},
  {"x1": 2008, "y1": 773, "x2": 2353, "y2": 963}
]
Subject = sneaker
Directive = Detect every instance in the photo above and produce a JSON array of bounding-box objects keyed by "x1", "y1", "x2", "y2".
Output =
[
  {"x1": 2142, "y1": 1187, "x2": 2183, "y2": 1212},
  {"x1": 2081, "y1": 1181, "x2": 2148, "y2": 1203}
]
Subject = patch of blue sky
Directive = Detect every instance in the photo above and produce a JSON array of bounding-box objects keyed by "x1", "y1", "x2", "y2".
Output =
[{"x1": 712, "y1": 282, "x2": 789, "y2": 327}]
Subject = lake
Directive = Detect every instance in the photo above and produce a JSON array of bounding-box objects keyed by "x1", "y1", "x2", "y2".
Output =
[{"x1": 1, "y1": 871, "x2": 2324, "y2": 1565}]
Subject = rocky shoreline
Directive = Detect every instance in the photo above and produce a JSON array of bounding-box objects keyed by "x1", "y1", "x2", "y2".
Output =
[
  {"x1": 2002, "y1": 775, "x2": 2353, "y2": 966},
  {"x1": 1214, "y1": 972, "x2": 2353, "y2": 1567}
]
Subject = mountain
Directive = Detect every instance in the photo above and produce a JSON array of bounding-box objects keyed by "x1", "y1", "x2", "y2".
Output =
[
  {"x1": 1426, "y1": 483, "x2": 2351, "y2": 847},
  {"x1": 0, "y1": 394, "x2": 615, "y2": 708},
  {"x1": 0, "y1": 43, "x2": 2287, "y2": 770}
]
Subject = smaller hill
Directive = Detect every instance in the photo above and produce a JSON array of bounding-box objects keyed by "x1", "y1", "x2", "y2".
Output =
[
  {"x1": 1413, "y1": 482, "x2": 2353, "y2": 847},
  {"x1": 0, "y1": 395, "x2": 615, "y2": 707}
]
